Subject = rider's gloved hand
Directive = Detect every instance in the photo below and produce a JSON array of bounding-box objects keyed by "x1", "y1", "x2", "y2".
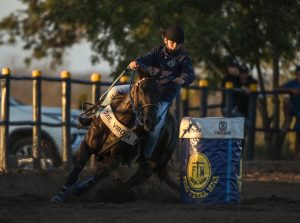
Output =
[
  {"x1": 128, "y1": 60, "x2": 139, "y2": 70},
  {"x1": 128, "y1": 61, "x2": 160, "y2": 77}
]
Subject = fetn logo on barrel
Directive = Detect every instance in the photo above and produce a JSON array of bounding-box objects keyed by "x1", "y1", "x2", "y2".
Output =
[
  {"x1": 187, "y1": 152, "x2": 211, "y2": 190},
  {"x1": 182, "y1": 152, "x2": 219, "y2": 199}
]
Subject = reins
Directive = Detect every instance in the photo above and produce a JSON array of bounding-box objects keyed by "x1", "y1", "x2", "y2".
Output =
[
  {"x1": 79, "y1": 68, "x2": 130, "y2": 119},
  {"x1": 129, "y1": 76, "x2": 160, "y2": 126}
]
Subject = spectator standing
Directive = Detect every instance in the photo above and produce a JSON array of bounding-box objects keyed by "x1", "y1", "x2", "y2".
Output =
[
  {"x1": 237, "y1": 64, "x2": 258, "y2": 118},
  {"x1": 220, "y1": 57, "x2": 241, "y2": 116},
  {"x1": 278, "y1": 65, "x2": 300, "y2": 158}
]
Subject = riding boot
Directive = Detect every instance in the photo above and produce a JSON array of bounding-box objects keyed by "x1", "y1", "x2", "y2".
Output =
[{"x1": 50, "y1": 186, "x2": 70, "y2": 203}]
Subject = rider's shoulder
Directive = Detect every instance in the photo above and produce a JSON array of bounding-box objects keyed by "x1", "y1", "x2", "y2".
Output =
[
  {"x1": 150, "y1": 45, "x2": 164, "y2": 53},
  {"x1": 178, "y1": 50, "x2": 192, "y2": 63}
]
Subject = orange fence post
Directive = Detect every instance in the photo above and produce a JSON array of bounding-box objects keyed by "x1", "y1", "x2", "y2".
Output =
[
  {"x1": 90, "y1": 73, "x2": 101, "y2": 167},
  {"x1": 0, "y1": 68, "x2": 11, "y2": 171},
  {"x1": 32, "y1": 69, "x2": 42, "y2": 169},
  {"x1": 91, "y1": 73, "x2": 101, "y2": 104},
  {"x1": 225, "y1": 81, "x2": 233, "y2": 117},
  {"x1": 199, "y1": 79, "x2": 208, "y2": 117},
  {"x1": 61, "y1": 71, "x2": 72, "y2": 168},
  {"x1": 245, "y1": 83, "x2": 258, "y2": 160}
]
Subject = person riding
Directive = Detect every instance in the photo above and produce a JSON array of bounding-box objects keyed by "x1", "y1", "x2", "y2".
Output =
[{"x1": 97, "y1": 26, "x2": 196, "y2": 173}]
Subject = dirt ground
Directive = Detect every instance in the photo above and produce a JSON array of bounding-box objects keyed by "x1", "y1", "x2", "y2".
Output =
[{"x1": 0, "y1": 161, "x2": 300, "y2": 223}]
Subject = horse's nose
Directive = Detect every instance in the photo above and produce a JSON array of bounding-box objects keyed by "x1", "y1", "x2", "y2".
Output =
[{"x1": 144, "y1": 118, "x2": 156, "y2": 132}]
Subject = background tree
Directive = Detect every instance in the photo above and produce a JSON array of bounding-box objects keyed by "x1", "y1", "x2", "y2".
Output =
[
  {"x1": 223, "y1": 0, "x2": 300, "y2": 159},
  {"x1": 1, "y1": 0, "x2": 300, "y2": 159}
]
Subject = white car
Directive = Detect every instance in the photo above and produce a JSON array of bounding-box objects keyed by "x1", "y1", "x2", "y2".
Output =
[{"x1": 4, "y1": 98, "x2": 86, "y2": 169}]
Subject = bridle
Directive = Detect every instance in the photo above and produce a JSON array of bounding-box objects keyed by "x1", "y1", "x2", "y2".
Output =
[{"x1": 129, "y1": 77, "x2": 160, "y2": 126}]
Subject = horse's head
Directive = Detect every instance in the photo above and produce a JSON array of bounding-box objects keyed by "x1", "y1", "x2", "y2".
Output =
[{"x1": 131, "y1": 68, "x2": 162, "y2": 132}]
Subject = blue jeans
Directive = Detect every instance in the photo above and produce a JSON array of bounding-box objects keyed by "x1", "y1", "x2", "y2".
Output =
[
  {"x1": 101, "y1": 85, "x2": 170, "y2": 158},
  {"x1": 101, "y1": 85, "x2": 130, "y2": 107},
  {"x1": 143, "y1": 101, "x2": 170, "y2": 158}
]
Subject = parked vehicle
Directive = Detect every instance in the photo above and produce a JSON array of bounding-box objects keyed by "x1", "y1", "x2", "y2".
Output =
[{"x1": 1, "y1": 97, "x2": 86, "y2": 169}]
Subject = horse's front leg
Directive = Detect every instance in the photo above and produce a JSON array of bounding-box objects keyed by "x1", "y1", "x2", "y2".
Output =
[
  {"x1": 71, "y1": 154, "x2": 121, "y2": 196},
  {"x1": 50, "y1": 139, "x2": 92, "y2": 203}
]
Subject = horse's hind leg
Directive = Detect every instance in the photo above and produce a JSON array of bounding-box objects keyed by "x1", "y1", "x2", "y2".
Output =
[
  {"x1": 120, "y1": 165, "x2": 152, "y2": 192},
  {"x1": 50, "y1": 140, "x2": 92, "y2": 203}
]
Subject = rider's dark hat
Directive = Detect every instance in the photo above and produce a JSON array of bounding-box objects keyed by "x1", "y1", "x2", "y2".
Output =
[{"x1": 162, "y1": 26, "x2": 185, "y2": 44}]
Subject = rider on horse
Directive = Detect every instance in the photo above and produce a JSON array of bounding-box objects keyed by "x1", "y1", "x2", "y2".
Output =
[
  {"x1": 83, "y1": 25, "x2": 196, "y2": 174},
  {"x1": 106, "y1": 26, "x2": 195, "y2": 173},
  {"x1": 49, "y1": 26, "x2": 195, "y2": 204}
]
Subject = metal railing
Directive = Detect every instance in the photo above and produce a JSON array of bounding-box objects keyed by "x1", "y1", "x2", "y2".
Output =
[
  {"x1": 0, "y1": 68, "x2": 296, "y2": 170},
  {"x1": 0, "y1": 68, "x2": 114, "y2": 171}
]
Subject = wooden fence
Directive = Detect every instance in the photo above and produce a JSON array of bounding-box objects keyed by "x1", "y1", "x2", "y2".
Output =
[
  {"x1": 0, "y1": 68, "x2": 111, "y2": 171},
  {"x1": 0, "y1": 68, "x2": 296, "y2": 171}
]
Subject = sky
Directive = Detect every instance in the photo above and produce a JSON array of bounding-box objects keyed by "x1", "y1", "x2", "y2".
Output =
[{"x1": 0, "y1": 0, "x2": 111, "y2": 76}]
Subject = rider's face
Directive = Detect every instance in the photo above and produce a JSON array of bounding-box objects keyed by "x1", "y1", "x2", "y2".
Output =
[{"x1": 164, "y1": 38, "x2": 181, "y2": 51}]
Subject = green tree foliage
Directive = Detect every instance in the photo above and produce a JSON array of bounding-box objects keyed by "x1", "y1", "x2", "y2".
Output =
[
  {"x1": 2, "y1": 1, "x2": 300, "y2": 74},
  {"x1": 2, "y1": 0, "x2": 300, "y2": 158},
  {"x1": 0, "y1": 0, "x2": 226, "y2": 71}
]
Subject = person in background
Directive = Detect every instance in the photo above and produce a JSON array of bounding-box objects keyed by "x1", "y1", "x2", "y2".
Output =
[
  {"x1": 278, "y1": 65, "x2": 300, "y2": 158},
  {"x1": 237, "y1": 64, "x2": 258, "y2": 118},
  {"x1": 220, "y1": 57, "x2": 241, "y2": 116}
]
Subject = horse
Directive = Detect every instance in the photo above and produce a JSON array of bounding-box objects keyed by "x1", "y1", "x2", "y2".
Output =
[{"x1": 50, "y1": 68, "x2": 179, "y2": 203}]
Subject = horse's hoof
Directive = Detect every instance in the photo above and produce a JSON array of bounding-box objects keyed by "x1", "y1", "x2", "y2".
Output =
[{"x1": 50, "y1": 194, "x2": 65, "y2": 203}]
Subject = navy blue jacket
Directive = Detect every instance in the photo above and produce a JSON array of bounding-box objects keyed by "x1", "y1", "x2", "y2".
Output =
[{"x1": 136, "y1": 46, "x2": 196, "y2": 102}]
